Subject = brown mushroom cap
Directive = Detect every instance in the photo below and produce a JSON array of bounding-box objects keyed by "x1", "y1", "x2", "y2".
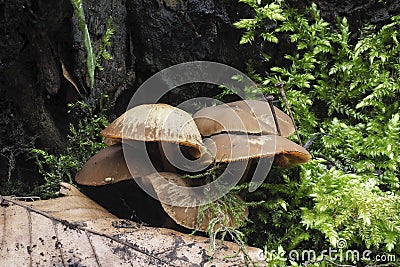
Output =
[
  {"x1": 273, "y1": 137, "x2": 312, "y2": 168},
  {"x1": 101, "y1": 103, "x2": 203, "y2": 150},
  {"x1": 103, "y1": 137, "x2": 121, "y2": 146},
  {"x1": 201, "y1": 134, "x2": 275, "y2": 163},
  {"x1": 75, "y1": 144, "x2": 153, "y2": 186},
  {"x1": 193, "y1": 100, "x2": 295, "y2": 137},
  {"x1": 198, "y1": 133, "x2": 311, "y2": 167},
  {"x1": 145, "y1": 172, "x2": 247, "y2": 231}
]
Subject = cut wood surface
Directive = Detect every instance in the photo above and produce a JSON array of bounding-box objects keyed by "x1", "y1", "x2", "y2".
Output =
[{"x1": 0, "y1": 183, "x2": 264, "y2": 266}]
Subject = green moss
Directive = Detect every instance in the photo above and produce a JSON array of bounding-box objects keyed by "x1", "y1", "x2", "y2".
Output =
[
  {"x1": 232, "y1": 1, "x2": 400, "y2": 265},
  {"x1": 31, "y1": 96, "x2": 109, "y2": 199}
]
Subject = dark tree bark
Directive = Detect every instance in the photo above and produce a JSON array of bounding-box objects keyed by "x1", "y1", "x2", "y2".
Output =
[
  {"x1": 0, "y1": 0, "x2": 73, "y2": 187},
  {"x1": 72, "y1": 0, "x2": 133, "y2": 105},
  {"x1": 0, "y1": 0, "x2": 398, "y2": 188}
]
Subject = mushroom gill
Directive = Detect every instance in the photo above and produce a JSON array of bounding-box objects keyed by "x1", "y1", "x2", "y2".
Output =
[{"x1": 145, "y1": 172, "x2": 248, "y2": 231}]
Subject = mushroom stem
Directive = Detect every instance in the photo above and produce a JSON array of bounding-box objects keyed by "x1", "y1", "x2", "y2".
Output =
[
  {"x1": 158, "y1": 142, "x2": 178, "y2": 173},
  {"x1": 275, "y1": 82, "x2": 303, "y2": 146},
  {"x1": 238, "y1": 160, "x2": 252, "y2": 184},
  {"x1": 265, "y1": 95, "x2": 282, "y2": 136}
]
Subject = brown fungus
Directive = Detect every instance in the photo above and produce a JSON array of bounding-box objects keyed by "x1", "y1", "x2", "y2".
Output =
[
  {"x1": 101, "y1": 103, "x2": 203, "y2": 150},
  {"x1": 273, "y1": 137, "x2": 312, "y2": 168},
  {"x1": 193, "y1": 100, "x2": 295, "y2": 137},
  {"x1": 101, "y1": 103, "x2": 205, "y2": 171},
  {"x1": 198, "y1": 133, "x2": 311, "y2": 168},
  {"x1": 145, "y1": 172, "x2": 248, "y2": 231},
  {"x1": 75, "y1": 144, "x2": 153, "y2": 186}
]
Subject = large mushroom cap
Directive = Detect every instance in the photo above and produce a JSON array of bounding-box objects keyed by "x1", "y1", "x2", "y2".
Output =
[
  {"x1": 75, "y1": 144, "x2": 153, "y2": 186},
  {"x1": 202, "y1": 134, "x2": 276, "y2": 163},
  {"x1": 193, "y1": 100, "x2": 295, "y2": 137},
  {"x1": 145, "y1": 172, "x2": 247, "y2": 231},
  {"x1": 101, "y1": 104, "x2": 203, "y2": 150},
  {"x1": 198, "y1": 133, "x2": 311, "y2": 167}
]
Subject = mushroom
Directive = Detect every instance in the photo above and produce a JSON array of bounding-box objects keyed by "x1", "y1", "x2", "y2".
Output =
[
  {"x1": 75, "y1": 144, "x2": 153, "y2": 186},
  {"x1": 273, "y1": 137, "x2": 312, "y2": 168},
  {"x1": 144, "y1": 172, "x2": 248, "y2": 231},
  {"x1": 199, "y1": 133, "x2": 311, "y2": 168},
  {"x1": 191, "y1": 134, "x2": 276, "y2": 185},
  {"x1": 190, "y1": 133, "x2": 311, "y2": 193},
  {"x1": 103, "y1": 137, "x2": 121, "y2": 146},
  {"x1": 101, "y1": 103, "x2": 204, "y2": 171},
  {"x1": 101, "y1": 103, "x2": 202, "y2": 150},
  {"x1": 193, "y1": 100, "x2": 295, "y2": 137}
]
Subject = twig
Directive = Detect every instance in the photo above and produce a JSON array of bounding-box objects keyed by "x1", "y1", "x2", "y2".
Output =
[
  {"x1": 275, "y1": 82, "x2": 303, "y2": 146},
  {"x1": 265, "y1": 95, "x2": 282, "y2": 136},
  {"x1": 85, "y1": 231, "x2": 102, "y2": 267},
  {"x1": 303, "y1": 132, "x2": 325, "y2": 150},
  {"x1": 11, "y1": 196, "x2": 41, "y2": 202}
]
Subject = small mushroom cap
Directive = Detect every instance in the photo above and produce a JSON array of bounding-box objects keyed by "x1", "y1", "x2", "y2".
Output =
[
  {"x1": 273, "y1": 137, "x2": 312, "y2": 168},
  {"x1": 193, "y1": 100, "x2": 295, "y2": 137},
  {"x1": 101, "y1": 103, "x2": 203, "y2": 150},
  {"x1": 103, "y1": 137, "x2": 121, "y2": 146},
  {"x1": 146, "y1": 172, "x2": 247, "y2": 231},
  {"x1": 197, "y1": 133, "x2": 311, "y2": 166},
  {"x1": 75, "y1": 144, "x2": 153, "y2": 186}
]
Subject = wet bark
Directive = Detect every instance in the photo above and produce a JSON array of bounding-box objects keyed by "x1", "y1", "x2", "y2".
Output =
[
  {"x1": 0, "y1": 0, "x2": 398, "y2": 187},
  {"x1": 0, "y1": 0, "x2": 73, "y2": 187}
]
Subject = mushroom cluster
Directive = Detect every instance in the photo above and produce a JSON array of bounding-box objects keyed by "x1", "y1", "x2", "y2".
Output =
[{"x1": 75, "y1": 101, "x2": 311, "y2": 232}]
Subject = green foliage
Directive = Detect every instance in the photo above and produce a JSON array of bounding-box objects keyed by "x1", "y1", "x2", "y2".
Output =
[
  {"x1": 241, "y1": 169, "x2": 322, "y2": 238},
  {"x1": 31, "y1": 98, "x2": 109, "y2": 199},
  {"x1": 32, "y1": 0, "x2": 114, "y2": 198},
  {"x1": 96, "y1": 17, "x2": 115, "y2": 71},
  {"x1": 0, "y1": 179, "x2": 31, "y2": 197},
  {"x1": 199, "y1": 192, "x2": 249, "y2": 245},
  {"x1": 70, "y1": 0, "x2": 115, "y2": 88},
  {"x1": 201, "y1": 191, "x2": 259, "y2": 265},
  {"x1": 234, "y1": 1, "x2": 400, "y2": 265},
  {"x1": 189, "y1": 165, "x2": 250, "y2": 243},
  {"x1": 233, "y1": 0, "x2": 286, "y2": 45},
  {"x1": 184, "y1": 164, "x2": 255, "y2": 263},
  {"x1": 71, "y1": 0, "x2": 95, "y2": 89},
  {"x1": 301, "y1": 161, "x2": 400, "y2": 252}
]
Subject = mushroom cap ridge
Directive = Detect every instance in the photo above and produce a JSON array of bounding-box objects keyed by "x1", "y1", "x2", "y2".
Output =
[
  {"x1": 101, "y1": 104, "x2": 203, "y2": 150},
  {"x1": 193, "y1": 100, "x2": 295, "y2": 137}
]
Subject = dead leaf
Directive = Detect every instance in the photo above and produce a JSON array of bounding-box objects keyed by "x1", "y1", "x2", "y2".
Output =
[
  {"x1": 0, "y1": 183, "x2": 265, "y2": 266},
  {"x1": 61, "y1": 59, "x2": 82, "y2": 97}
]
